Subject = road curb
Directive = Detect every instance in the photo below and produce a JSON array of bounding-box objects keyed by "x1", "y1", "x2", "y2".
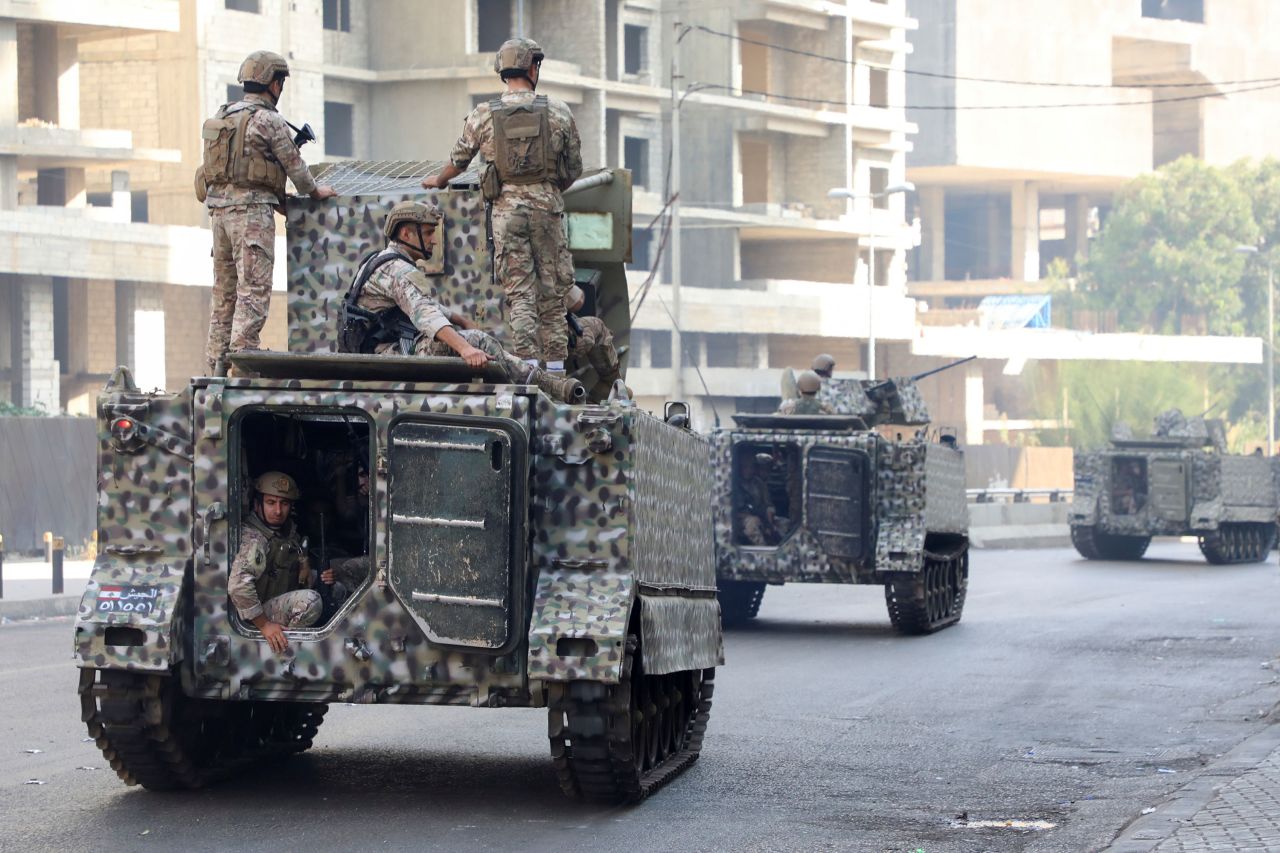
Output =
[
  {"x1": 1102, "y1": 721, "x2": 1280, "y2": 852},
  {"x1": 0, "y1": 594, "x2": 80, "y2": 622},
  {"x1": 970, "y1": 524, "x2": 1071, "y2": 549}
]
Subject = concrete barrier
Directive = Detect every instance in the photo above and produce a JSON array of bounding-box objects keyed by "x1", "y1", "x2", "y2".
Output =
[{"x1": 968, "y1": 501, "x2": 1072, "y2": 549}]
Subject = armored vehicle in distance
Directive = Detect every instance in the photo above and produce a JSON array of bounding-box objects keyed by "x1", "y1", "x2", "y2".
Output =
[
  {"x1": 711, "y1": 362, "x2": 971, "y2": 633},
  {"x1": 74, "y1": 163, "x2": 722, "y2": 803},
  {"x1": 1070, "y1": 409, "x2": 1279, "y2": 563}
]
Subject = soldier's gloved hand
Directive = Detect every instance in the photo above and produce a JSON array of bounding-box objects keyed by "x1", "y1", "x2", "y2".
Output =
[
  {"x1": 457, "y1": 344, "x2": 491, "y2": 368},
  {"x1": 311, "y1": 185, "x2": 337, "y2": 200},
  {"x1": 321, "y1": 567, "x2": 336, "y2": 585},
  {"x1": 253, "y1": 617, "x2": 290, "y2": 654}
]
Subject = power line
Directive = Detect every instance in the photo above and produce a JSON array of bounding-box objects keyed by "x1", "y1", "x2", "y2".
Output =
[
  {"x1": 689, "y1": 79, "x2": 1280, "y2": 111},
  {"x1": 687, "y1": 23, "x2": 1280, "y2": 90}
]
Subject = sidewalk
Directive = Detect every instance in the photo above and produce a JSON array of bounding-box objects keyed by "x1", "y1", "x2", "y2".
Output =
[
  {"x1": 1106, "y1": 722, "x2": 1280, "y2": 852},
  {"x1": 0, "y1": 557, "x2": 92, "y2": 620}
]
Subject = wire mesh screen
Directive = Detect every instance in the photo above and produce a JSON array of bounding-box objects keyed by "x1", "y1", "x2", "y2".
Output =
[{"x1": 310, "y1": 160, "x2": 480, "y2": 196}]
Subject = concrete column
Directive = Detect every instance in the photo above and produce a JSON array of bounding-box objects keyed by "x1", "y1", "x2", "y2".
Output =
[
  {"x1": 56, "y1": 33, "x2": 79, "y2": 129},
  {"x1": 10, "y1": 277, "x2": 59, "y2": 411},
  {"x1": 964, "y1": 361, "x2": 984, "y2": 447},
  {"x1": 919, "y1": 185, "x2": 946, "y2": 281},
  {"x1": 1065, "y1": 194, "x2": 1090, "y2": 269},
  {"x1": 115, "y1": 282, "x2": 167, "y2": 391},
  {"x1": 576, "y1": 89, "x2": 607, "y2": 173},
  {"x1": 0, "y1": 20, "x2": 17, "y2": 210},
  {"x1": 985, "y1": 197, "x2": 1003, "y2": 278},
  {"x1": 1011, "y1": 181, "x2": 1040, "y2": 281}
]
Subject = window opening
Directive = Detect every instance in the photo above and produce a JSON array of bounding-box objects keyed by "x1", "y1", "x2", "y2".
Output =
[
  {"x1": 624, "y1": 135, "x2": 649, "y2": 189},
  {"x1": 325, "y1": 101, "x2": 355, "y2": 158},
  {"x1": 224, "y1": 0, "x2": 260, "y2": 12},
  {"x1": 478, "y1": 0, "x2": 513, "y2": 52},
  {"x1": 323, "y1": 0, "x2": 352, "y2": 31},
  {"x1": 624, "y1": 24, "x2": 648, "y2": 74},
  {"x1": 1141, "y1": 0, "x2": 1203, "y2": 23},
  {"x1": 732, "y1": 442, "x2": 802, "y2": 547},
  {"x1": 870, "y1": 166, "x2": 889, "y2": 208},
  {"x1": 233, "y1": 410, "x2": 373, "y2": 630},
  {"x1": 1110, "y1": 457, "x2": 1148, "y2": 516}
]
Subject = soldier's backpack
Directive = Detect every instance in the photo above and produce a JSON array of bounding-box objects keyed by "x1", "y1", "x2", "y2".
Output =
[
  {"x1": 195, "y1": 102, "x2": 286, "y2": 201},
  {"x1": 489, "y1": 95, "x2": 554, "y2": 190},
  {"x1": 337, "y1": 249, "x2": 418, "y2": 354}
]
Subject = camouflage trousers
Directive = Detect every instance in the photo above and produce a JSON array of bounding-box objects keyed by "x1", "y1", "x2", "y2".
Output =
[
  {"x1": 206, "y1": 204, "x2": 276, "y2": 373},
  {"x1": 492, "y1": 202, "x2": 573, "y2": 363},
  {"x1": 569, "y1": 316, "x2": 620, "y2": 387},
  {"x1": 737, "y1": 512, "x2": 770, "y2": 547},
  {"x1": 410, "y1": 328, "x2": 540, "y2": 384},
  {"x1": 262, "y1": 589, "x2": 322, "y2": 628}
]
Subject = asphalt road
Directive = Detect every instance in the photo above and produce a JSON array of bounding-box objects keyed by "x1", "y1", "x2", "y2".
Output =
[{"x1": 2, "y1": 542, "x2": 1278, "y2": 852}]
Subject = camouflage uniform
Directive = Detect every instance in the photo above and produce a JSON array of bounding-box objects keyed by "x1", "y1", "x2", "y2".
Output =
[
  {"x1": 778, "y1": 396, "x2": 835, "y2": 415},
  {"x1": 355, "y1": 245, "x2": 541, "y2": 385},
  {"x1": 204, "y1": 92, "x2": 318, "y2": 373},
  {"x1": 569, "y1": 315, "x2": 621, "y2": 392},
  {"x1": 228, "y1": 513, "x2": 321, "y2": 628},
  {"x1": 448, "y1": 91, "x2": 582, "y2": 364},
  {"x1": 734, "y1": 470, "x2": 777, "y2": 547}
]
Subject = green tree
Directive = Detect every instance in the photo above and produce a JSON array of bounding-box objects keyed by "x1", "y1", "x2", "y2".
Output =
[{"x1": 1081, "y1": 156, "x2": 1259, "y2": 335}]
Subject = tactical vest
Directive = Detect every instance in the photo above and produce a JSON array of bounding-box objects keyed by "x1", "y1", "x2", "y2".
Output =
[
  {"x1": 199, "y1": 101, "x2": 288, "y2": 200},
  {"x1": 790, "y1": 397, "x2": 826, "y2": 415},
  {"x1": 244, "y1": 513, "x2": 302, "y2": 604},
  {"x1": 489, "y1": 95, "x2": 555, "y2": 186},
  {"x1": 337, "y1": 249, "x2": 419, "y2": 354}
]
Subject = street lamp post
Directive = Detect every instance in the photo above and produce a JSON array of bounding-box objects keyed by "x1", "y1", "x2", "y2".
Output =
[
  {"x1": 826, "y1": 183, "x2": 915, "y2": 380},
  {"x1": 1237, "y1": 244, "x2": 1274, "y2": 455}
]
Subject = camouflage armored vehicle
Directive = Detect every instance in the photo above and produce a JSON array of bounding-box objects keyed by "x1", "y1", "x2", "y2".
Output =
[
  {"x1": 74, "y1": 163, "x2": 722, "y2": 803},
  {"x1": 1070, "y1": 408, "x2": 1279, "y2": 563},
  {"x1": 711, "y1": 360, "x2": 972, "y2": 633}
]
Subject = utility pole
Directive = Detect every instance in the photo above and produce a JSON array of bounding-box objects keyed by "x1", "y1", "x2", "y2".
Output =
[
  {"x1": 669, "y1": 22, "x2": 685, "y2": 400},
  {"x1": 1268, "y1": 261, "x2": 1274, "y2": 455}
]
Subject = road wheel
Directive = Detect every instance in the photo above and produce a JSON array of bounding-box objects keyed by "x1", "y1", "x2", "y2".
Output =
[
  {"x1": 885, "y1": 543, "x2": 969, "y2": 635},
  {"x1": 549, "y1": 635, "x2": 715, "y2": 803},
  {"x1": 717, "y1": 580, "x2": 766, "y2": 628}
]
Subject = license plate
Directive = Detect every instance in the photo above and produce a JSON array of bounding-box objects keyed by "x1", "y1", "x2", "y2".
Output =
[{"x1": 96, "y1": 585, "x2": 159, "y2": 616}]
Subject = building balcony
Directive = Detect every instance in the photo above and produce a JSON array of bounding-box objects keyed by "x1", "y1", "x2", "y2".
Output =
[
  {"x1": 848, "y1": 0, "x2": 917, "y2": 37},
  {"x1": 628, "y1": 280, "x2": 919, "y2": 342},
  {"x1": 0, "y1": 0, "x2": 179, "y2": 32},
  {"x1": 0, "y1": 208, "x2": 285, "y2": 290},
  {"x1": 0, "y1": 125, "x2": 180, "y2": 170}
]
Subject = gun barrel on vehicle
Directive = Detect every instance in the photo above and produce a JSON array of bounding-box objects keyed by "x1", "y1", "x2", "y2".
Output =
[{"x1": 909, "y1": 355, "x2": 977, "y2": 383}]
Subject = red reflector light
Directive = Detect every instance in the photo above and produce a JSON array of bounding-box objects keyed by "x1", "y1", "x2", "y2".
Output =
[{"x1": 114, "y1": 418, "x2": 133, "y2": 430}]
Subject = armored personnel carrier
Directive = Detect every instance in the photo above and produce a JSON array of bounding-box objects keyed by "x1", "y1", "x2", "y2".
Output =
[
  {"x1": 74, "y1": 163, "x2": 722, "y2": 803},
  {"x1": 711, "y1": 360, "x2": 971, "y2": 633},
  {"x1": 1070, "y1": 408, "x2": 1279, "y2": 563}
]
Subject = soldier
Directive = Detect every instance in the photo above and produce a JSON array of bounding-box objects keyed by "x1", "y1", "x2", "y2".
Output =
[
  {"x1": 228, "y1": 472, "x2": 322, "y2": 654},
  {"x1": 337, "y1": 201, "x2": 582, "y2": 402},
  {"x1": 564, "y1": 284, "x2": 622, "y2": 399},
  {"x1": 320, "y1": 461, "x2": 371, "y2": 611},
  {"x1": 778, "y1": 371, "x2": 835, "y2": 415},
  {"x1": 735, "y1": 453, "x2": 781, "y2": 547},
  {"x1": 422, "y1": 37, "x2": 583, "y2": 373},
  {"x1": 199, "y1": 50, "x2": 337, "y2": 378},
  {"x1": 812, "y1": 353, "x2": 835, "y2": 379}
]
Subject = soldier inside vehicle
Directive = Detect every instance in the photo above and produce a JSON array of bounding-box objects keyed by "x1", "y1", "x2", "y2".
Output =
[
  {"x1": 732, "y1": 443, "x2": 801, "y2": 547},
  {"x1": 232, "y1": 411, "x2": 374, "y2": 634},
  {"x1": 1111, "y1": 458, "x2": 1148, "y2": 515}
]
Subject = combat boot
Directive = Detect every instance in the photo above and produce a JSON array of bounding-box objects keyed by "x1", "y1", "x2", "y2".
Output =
[{"x1": 536, "y1": 372, "x2": 586, "y2": 404}]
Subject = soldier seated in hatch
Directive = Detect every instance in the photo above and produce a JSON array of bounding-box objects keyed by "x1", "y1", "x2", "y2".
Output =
[
  {"x1": 228, "y1": 471, "x2": 322, "y2": 653},
  {"x1": 778, "y1": 370, "x2": 835, "y2": 415},
  {"x1": 1112, "y1": 460, "x2": 1147, "y2": 515},
  {"x1": 320, "y1": 458, "x2": 372, "y2": 608},
  {"x1": 563, "y1": 284, "x2": 623, "y2": 399},
  {"x1": 735, "y1": 452, "x2": 783, "y2": 546}
]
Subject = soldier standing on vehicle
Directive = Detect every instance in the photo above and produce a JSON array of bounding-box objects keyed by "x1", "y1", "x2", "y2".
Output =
[
  {"x1": 199, "y1": 50, "x2": 337, "y2": 378},
  {"x1": 337, "y1": 201, "x2": 582, "y2": 402},
  {"x1": 422, "y1": 38, "x2": 582, "y2": 373},
  {"x1": 563, "y1": 284, "x2": 622, "y2": 398},
  {"x1": 228, "y1": 472, "x2": 322, "y2": 653},
  {"x1": 812, "y1": 354, "x2": 835, "y2": 379},
  {"x1": 778, "y1": 371, "x2": 835, "y2": 415}
]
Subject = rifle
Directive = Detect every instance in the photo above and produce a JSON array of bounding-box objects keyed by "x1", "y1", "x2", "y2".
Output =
[{"x1": 285, "y1": 120, "x2": 316, "y2": 148}]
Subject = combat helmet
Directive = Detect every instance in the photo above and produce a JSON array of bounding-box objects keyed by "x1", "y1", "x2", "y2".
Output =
[
  {"x1": 383, "y1": 200, "x2": 441, "y2": 240},
  {"x1": 494, "y1": 38, "x2": 545, "y2": 76},
  {"x1": 238, "y1": 50, "x2": 290, "y2": 86},
  {"x1": 796, "y1": 370, "x2": 822, "y2": 395},
  {"x1": 812, "y1": 353, "x2": 835, "y2": 377},
  {"x1": 255, "y1": 471, "x2": 301, "y2": 501}
]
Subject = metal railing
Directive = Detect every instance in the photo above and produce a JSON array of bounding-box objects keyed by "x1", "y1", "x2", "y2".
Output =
[{"x1": 967, "y1": 488, "x2": 1073, "y2": 504}]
